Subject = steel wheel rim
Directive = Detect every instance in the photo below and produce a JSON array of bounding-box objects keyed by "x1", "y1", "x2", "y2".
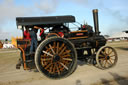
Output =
[{"x1": 96, "y1": 46, "x2": 118, "y2": 69}]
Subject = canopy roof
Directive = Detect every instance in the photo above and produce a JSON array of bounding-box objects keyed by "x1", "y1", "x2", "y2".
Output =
[{"x1": 16, "y1": 15, "x2": 75, "y2": 27}]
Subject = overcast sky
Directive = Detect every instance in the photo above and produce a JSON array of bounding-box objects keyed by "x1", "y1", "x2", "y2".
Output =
[{"x1": 0, "y1": 0, "x2": 128, "y2": 40}]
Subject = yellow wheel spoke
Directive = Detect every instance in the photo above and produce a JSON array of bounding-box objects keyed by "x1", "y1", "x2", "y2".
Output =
[
  {"x1": 105, "y1": 48, "x2": 108, "y2": 55},
  {"x1": 106, "y1": 60, "x2": 112, "y2": 67},
  {"x1": 60, "y1": 62, "x2": 68, "y2": 70},
  {"x1": 104, "y1": 60, "x2": 107, "y2": 67},
  {"x1": 108, "y1": 59, "x2": 113, "y2": 64},
  {"x1": 108, "y1": 48, "x2": 111, "y2": 54},
  {"x1": 42, "y1": 51, "x2": 54, "y2": 57},
  {"x1": 110, "y1": 57, "x2": 115, "y2": 60},
  {"x1": 63, "y1": 58, "x2": 72, "y2": 61},
  {"x1": 108, "y1": 50, "x2": 113, "y2": 56},
  {"x1": 109, "y1": 55, "x2": 115, "y2": 57},
  {"x1": 101, "y1": 51, "x2": 106, "y2": 56},
  {"x1": 43, "y1": 46, "x2": 51, "y2": 56},
  {"x1": 101, "y1": 60, "x2": 105, "y2": 67},
  {"x1": 41, "y1": 61, "x2": 44, "y2": 66},
  {"x1": 49, "y1": 44, "x2": 55, "y2": 55},
  {"x1": 99, "y1": 54, "x2": 105, "y2": 58}
]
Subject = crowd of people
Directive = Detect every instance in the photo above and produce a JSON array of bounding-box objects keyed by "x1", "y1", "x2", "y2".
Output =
[{"x1": 24, "y1": 26, "x2": 45, "y2": 54}]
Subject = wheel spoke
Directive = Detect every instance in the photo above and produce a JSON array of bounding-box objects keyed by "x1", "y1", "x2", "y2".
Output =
[
  {"x1": 109, "y1": 55, "x2": 116, "y2": 57},
  {"x1": 56, "y1": 63, "x2": 60, "y2": 75},
  {"x1": 99, "y1": 54, "x2": 105, "y2": 58},
  {"x1": 53, "y1": 63, "x2": 56, "y2": 74},
  {"x1": 49, "y1": 44, "x2": 55, "y2": 55},
  {"x1": 41, "y1": 58, "x2": 52, "y2": 61},
  {"x1": 49, "y1": 64, "x2": 53, "y2": 73},
  {"x1": 60, "y1": 50, "x2": 71, "y2": 56},
  {"x1": 101, "y1": 60, "x2": 105, "y2": 67},
  {"x1": 42, "y1": 51, "x2": 54, "y2": 57},
  {"x1": 108, "y1": 48, "x2": 111, "y2": 54},
  {"x1": 53, "y1": 42, "x2": 56, "y2": 53},
  {"x1": 41, "y1": 54, "x2": 47, "y2": 58},
  {"x1": 108, "y1": 59, "x2": 113, "y2": 64},
  {"x1": 59, "y1": 43, "x2": 65, "y2": 52},
  {"x1": 43, "y1": 46, "x2": 51, "y2": 56},
  {"x1": 101, "y1": 51, "x2": 106, "y2": 56},
  {"x1": 99, "y1": 58, "x2": 105, "y2": 67},
  {"x1": 98, "y1": 54, "x2": 105, "y2": 61},
  {"x1": 105, "y1": 48, "x2": 108, "y2": 55},
  {"x1": 63, "y1": 58, "x2": 72, "y2": 61},
  {"x1": 110, "y1": 57, "x2": 115, "y2": 60},
  {"x1": 59, "y1": 46, "x2": 66, "y2": 55},
  {"x1": 106, "y1": 60, "x2": 112, "y2": 67},
  {"x1": 99, "y1": 58, "x2": 105, "y2": 61},
  {"x1": 60, "y1": 62, "x2": 69, "y2": 70},
  {"x1": 45, "y1": 63, "x2": 52, "y2": 69},
  {"x1": 56, "y1": 42, "x2": 59, "y2": 54},
  {"x1": 108, "y1": 50, "x2": 113, "y2": 56},
  {"x1": 104, "y1": 60, "x2": 107, "y2": 67},
  {"x1": 45, "y1": 46, "x2": 49, "y2": 50},
  {"x1": 61, "y1": 54, "x2": 71, "y2": 57}
]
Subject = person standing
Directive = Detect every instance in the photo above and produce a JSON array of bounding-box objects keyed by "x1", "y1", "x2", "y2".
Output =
[
  {"x1": 39, "y1": 28, "x2": 45, "y2": 41},
  {"x1": 29, "y1": 28, "x2": 38, "y2": 54},
  {"x1": 34, "y1": 26, "x2": 45, "y2": 41},
  {"x1": 24, "y1": 27, "x2": 31, "y2": 40}
]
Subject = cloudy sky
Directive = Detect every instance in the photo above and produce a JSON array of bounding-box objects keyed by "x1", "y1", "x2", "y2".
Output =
[{"x1": 0, "y1": 0, "x2": 128, "y2": 40}]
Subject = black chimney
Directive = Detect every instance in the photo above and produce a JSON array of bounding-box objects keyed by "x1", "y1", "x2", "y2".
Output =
[{"x1": 93, "y1": 9, "x2": 100, "y2": 35}]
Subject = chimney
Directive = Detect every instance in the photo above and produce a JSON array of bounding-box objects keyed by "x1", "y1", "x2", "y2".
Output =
[{"x1": 92, "y1": 9, "x2": 100, "y2": 35}]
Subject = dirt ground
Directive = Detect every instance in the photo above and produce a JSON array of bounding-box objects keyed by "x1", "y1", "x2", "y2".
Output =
[{"x1": 0, "y1": 41, "x2": 128, "y2": 85}]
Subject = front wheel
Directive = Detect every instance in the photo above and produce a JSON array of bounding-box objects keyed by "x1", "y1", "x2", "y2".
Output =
[
  {"x1": 35, "y1": 37, "x2": 77, "y2": 79},
  {"x1": 96, "y1": 46, "x2": 118, "y2": 69}
]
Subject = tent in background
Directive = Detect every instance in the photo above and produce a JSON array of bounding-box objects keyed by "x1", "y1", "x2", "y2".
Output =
[{"x1": 108, "y1": 31, "x2": 128, "y2": 41}]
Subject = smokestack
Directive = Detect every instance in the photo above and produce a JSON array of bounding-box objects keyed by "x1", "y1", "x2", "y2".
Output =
[{"x1": 92, "y1": 9, "x2": 100, "y2": 35}]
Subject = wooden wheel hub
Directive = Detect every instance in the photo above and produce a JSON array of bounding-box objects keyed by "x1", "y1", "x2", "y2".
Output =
[
  {"x1": 53, "y1": 54, "x2": 60, "y2": 62},
  {"x1": 106, "y1": 55, "x2": 110, "y2": 60}
]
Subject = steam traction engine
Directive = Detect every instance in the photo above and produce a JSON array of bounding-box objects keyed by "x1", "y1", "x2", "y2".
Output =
[{"x1": 14, "y1": 9, "x2": 118, "y2": 79}]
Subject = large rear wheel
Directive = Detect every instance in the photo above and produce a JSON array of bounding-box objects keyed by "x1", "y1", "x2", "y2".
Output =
[{"x1": 35, "y1": 37, "x2": 77, "y2": 79}]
